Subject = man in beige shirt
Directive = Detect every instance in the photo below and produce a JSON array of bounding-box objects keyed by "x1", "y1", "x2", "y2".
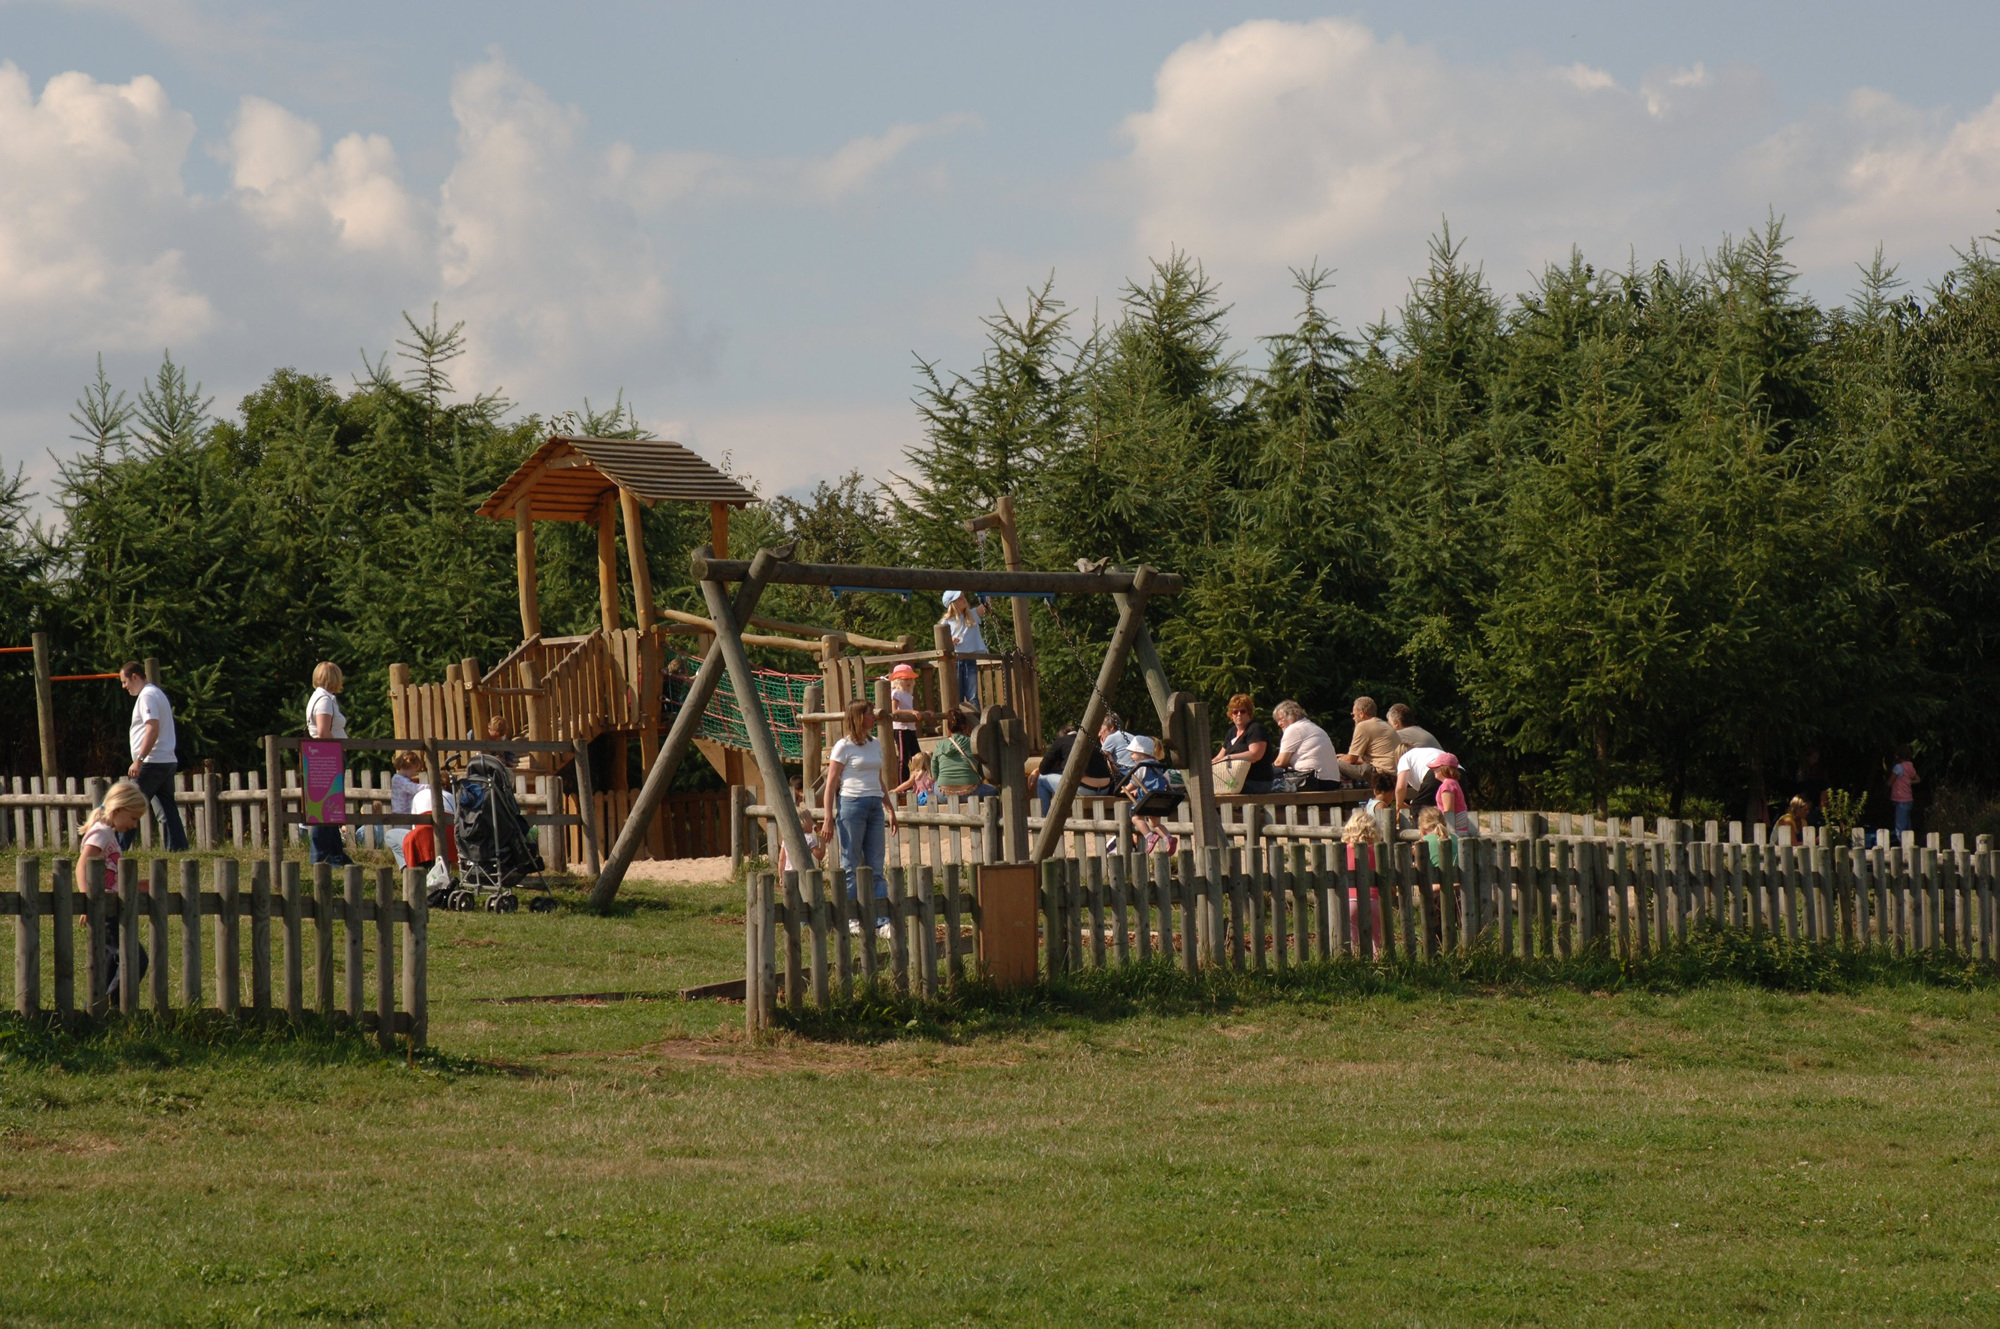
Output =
[{"x1": 1337, "y1": 696, "x2": 1400, "y2": 782}]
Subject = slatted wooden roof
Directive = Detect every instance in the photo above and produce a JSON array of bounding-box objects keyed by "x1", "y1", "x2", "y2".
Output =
[{"x1": 478, "y1": 436, "x2": 758, "y2": 522}]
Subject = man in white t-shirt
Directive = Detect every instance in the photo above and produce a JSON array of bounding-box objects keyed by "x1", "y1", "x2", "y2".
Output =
[
  {"x1": 1270, "y1": 700, "x2": 1338, "y2": 792},
  {"x1": 1395, "y1": 745, "x2": 1445, "y2": 810},
  {"x1": 119, "y1": 661, "x2": 189, "y2": 851}
]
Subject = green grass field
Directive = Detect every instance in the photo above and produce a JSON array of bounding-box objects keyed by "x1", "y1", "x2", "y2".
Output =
[{"x1": 4, "y1": 863, "x2": 1999, "y2": 1326}]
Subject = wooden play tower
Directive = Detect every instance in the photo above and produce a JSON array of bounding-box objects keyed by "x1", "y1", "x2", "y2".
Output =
[{"x1": 387, "y1": 433, "x2": 1048, "y2": 860}]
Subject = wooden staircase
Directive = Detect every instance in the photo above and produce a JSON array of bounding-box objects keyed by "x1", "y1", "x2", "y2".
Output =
[{"x1": 388, "y1": 626, "x2": 665, "y2": 767}]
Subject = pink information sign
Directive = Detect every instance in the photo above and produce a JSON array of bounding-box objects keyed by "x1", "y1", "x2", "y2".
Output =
[{"x1": 301, "y1": 740, "x2": 346, "y2": 825}]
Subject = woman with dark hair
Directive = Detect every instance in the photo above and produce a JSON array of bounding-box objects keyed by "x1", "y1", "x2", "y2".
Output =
[
  {"x1": 933, "y1": 706, "x2": 996, "y2": 798},
  {"x1": 1211, "y1": 693, "x2": 1274, "y2": 795}
]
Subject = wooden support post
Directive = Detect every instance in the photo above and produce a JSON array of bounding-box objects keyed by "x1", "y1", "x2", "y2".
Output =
[
  {"x1": 934, "y1": 622, "x2": 960, "y2": 714},
  {"x1": 423, "y1": 739, "x2": 447, "y2": 893},
  {"x1": 588, "y1": 544, "x2": 791, "y2": 909},
  {"x1": 596, "y1": 493, "x2": 622, "y2": 636},
  {"x1": 874, "y1": 677, "x2": 902, "y2": 795},
  {"x1": 31, "y1": 631, "x2": 57, "y2": 782},
  {"x1": 710, "y1": 502, "x2": 730, "y2": 561},
  {"x1": 700, "y1": 576, "x2": 813, "y2": 875},
  {"x1": 264, "y1": 735, "x2": 283, "y2": 909},
  {"x1": 801, "y1": 683, "x2": 825, "y2": 806},
  {"x1": 620, "y1": 489, "x2": 657, "y2": 632},
  {"x1": 461, "y1": 656, "x2": 487, "y2": 743},
  {"x1": 515, "y1": 494, "x2": 541, "y2": 639},
  {"x1": 144, "y1": 657, "x2": 160, "y2": 687},
  {"x1": 201, "y1": 758, "x2": 220, "y2": 851},
  {"x1": 1032, "y1": 568, "x2": 1156, "y2": 862},
  {"x1": 15, "y1": 856, "x2": 39, "y2": 1017},
  {"x1": 730, "y1": 784, "x2": 752, "y2": 872},
  {"x1": 574, "y1": 737, "x2": 601, "y2": 876},
  {"x1": 404, "y1": 866, "x2": 428, "y2": 1049}
]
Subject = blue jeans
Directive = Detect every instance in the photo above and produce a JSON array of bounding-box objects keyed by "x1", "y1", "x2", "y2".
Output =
[
  {"x1": 1037, "y1": 773, "x2": 1112, "y2": 814},
  {"x1": 1893, "y1": 800, "x2": 1913, "y2": 836},
  {"x1": 308, "y1": 823, "x2": 353, "y2": 865},
  {"x1": 837, "y1": 795, "x2": 887, "y2": 907},
  {"x1": 956, "y1": 660, "x2": 978, "y2": 710}
]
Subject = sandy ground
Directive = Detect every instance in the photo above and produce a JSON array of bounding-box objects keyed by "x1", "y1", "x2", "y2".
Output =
[{"x1": 616, "y1": 855, "x2": 734, "y2": 885}]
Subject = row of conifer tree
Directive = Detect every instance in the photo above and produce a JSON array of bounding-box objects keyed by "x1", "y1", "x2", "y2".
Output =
[{"x1": 4, "y1": 222, "x2": 1996, "y2": 820}]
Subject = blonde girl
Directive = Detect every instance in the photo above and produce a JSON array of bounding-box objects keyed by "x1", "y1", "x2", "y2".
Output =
[
  {"x1": 1340, "y1": 809, "x2": 1384, "y2": 951},
  {"x1": 891, "y1": 750, "x2": 935, "y2": 803},
  {"x1": 80, "y1": 780, "x2": 150, "y2": 882},
  {"x1": 81, "y1": 780, "x2": 153, "y2": 999},
  {"x1": 939, "y1": 591, "x2": 987, "y2": 707},
  {"x1": 303, "y1": 661, "x2": 353, "y2": 867}
]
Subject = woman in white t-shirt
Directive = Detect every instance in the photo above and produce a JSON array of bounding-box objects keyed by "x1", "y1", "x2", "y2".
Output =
[
  {"x1": 818, "y1": 699, "x2": 898, "y2": 933},
  {"x1": 304, "y1": 661, "x2": 354, "y2": 866},
  {"x1": 939, "y1": 590, "x2": 987, "y2": 709}
]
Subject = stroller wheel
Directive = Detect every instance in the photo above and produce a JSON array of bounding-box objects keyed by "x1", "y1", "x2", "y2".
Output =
[
  {"x1": 528, "y1": 895, "x2": 558, "y2": 914},
  {"x1": 447, "y1": 888, "x2": 476, "y2": 912},
  {"x1": 490, "y1": 892, "x2": 519, "y2": 913}
]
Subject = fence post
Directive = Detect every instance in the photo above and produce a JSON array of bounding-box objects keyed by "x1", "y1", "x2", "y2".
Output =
[
  {"x1": 264, "y1": 736, "x2": 283, "y2": 893},
  {"x1": 574, "y1": 737, "x2": 601, "y2": 877},
  {"x1": 745, "y1": 867, "x2": 764, "y2": 1035},
  {"x1": 374, "y1": 868, "x2": 395, "y2": 1052},
  {"x1": 200, "y1": 758, "x2": 219, "y2": 851},
  {"x1": 84, "y1": 856, "x2": 107, "y2": 1018},
  {"x1": 180, "y1": 859, "x2": 201, "y2": 1010},
  {"x1": 403, "y1": 866, "x2": 427, "y2": 1049},
  {"x1": 15, "y1": 856, "x2": 40, "y2": 1017},
  {"x1": 730, "y1": 784, "x2": 751, "y2": 873},
  {"x1": 115, "y1": 857, "x2": 139, "y2": 1015},
  {"x1": 217, "y1": 859, "x2": 240, "y2": 1017},
  {"x1": 51, "y1": 858, "x2": 73, "y2": 1025}
]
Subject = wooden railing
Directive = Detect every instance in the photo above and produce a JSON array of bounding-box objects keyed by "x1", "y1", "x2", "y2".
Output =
[
  {"x1": 736, "y1": 800, "x2": 2000, "y2": 1028},
  {"x1": 4, "y1": 855, "x2": 427, "y2": 1047},
  {"x1": 0, "y1": 768, "x2": 573, "y2": 869}
]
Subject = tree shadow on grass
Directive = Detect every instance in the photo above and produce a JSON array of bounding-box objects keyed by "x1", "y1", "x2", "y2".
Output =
[{"x1": 777, "y1": 925, "x2": 2000, "y2": 1043}]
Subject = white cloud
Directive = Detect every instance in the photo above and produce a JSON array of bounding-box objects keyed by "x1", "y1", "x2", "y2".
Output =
[
  {"x1": 223, "y1": 96, "x2": 422, "y2": 256},
  {"x1": 1119, "y1": 18, "x2": 2000, "y2": 326},
  {"x1": 0, "y1": 63, "x2": 213, "y2": 352}
]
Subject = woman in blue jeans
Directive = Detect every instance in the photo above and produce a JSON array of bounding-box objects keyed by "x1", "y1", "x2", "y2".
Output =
[{"x1": 818, "y1": 698, "x2": 899, "y2": 935}]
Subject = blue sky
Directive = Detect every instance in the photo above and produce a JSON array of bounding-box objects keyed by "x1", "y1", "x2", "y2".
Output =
[{"x1": 5, "y1": 1, "x2": 1999, "y2": 504}]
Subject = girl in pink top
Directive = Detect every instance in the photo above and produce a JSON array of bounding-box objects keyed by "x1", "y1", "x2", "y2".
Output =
[
  {"x1": 79, "y1": 780, "x2": 149, "y2": 882},
  {"x1": 1430, "y1": 753, "x2": 1476, "y2": 837}
]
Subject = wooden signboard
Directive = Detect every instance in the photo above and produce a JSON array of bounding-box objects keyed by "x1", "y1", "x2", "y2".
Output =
[{"x1": 977, "y1": 862, "x2": 1039, "y2": 988}]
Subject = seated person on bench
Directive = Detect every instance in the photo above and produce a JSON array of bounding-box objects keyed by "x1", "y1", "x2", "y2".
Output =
[{"x1": 1036, "y1": 723, "x2": 1112, "y2": 813}]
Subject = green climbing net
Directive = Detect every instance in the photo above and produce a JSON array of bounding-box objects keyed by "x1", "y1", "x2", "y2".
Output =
[{"x1": 661, "y1": 651, "x2": 816, "y2": 761}]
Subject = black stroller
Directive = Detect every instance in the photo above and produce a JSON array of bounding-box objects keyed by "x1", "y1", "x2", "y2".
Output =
[{"x1": 448, "y1": 754, "x2": 555, "y2": 913}]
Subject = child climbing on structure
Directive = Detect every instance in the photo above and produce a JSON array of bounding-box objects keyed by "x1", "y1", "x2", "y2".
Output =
[{"x1": 891, "y1": 751, "x2": 936, "y2": 805}]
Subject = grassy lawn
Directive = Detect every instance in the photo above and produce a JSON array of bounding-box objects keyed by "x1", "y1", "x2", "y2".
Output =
[{"x1": 3, "y1": 861, "x2": 1999, "y2": 1326}]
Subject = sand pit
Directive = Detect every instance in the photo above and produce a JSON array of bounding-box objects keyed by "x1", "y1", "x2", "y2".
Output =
[{"x1": 617, "y1": 856, "x2": 735, "y2": 885}]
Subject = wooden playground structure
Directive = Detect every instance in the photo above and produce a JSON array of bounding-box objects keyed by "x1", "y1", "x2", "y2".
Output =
[{"x1": 385, "y1": 436, "x2": 1051, "y2": 863}]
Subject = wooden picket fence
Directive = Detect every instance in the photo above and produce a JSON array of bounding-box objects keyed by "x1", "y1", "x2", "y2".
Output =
[
  {"x1": 3, "y1": 855, "x2": 428, "y2": 1047},
  {"x1": 739, "y1": 799, "x2": 2000, "y2": 1027}
]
